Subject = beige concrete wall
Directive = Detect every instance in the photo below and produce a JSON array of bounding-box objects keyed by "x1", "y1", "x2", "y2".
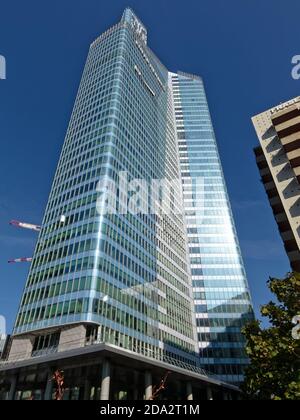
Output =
[
  {"x1": 252, "y1": 97, "x2": 300, "y2": 266},
  {"x1": 58, "y1": 324, "x2": 87, "y2": 353},
  {"x1": 274, "y1": 115, "x2": 300, "y2": 132},
  {"x1": 287, "y1": 149, "x2": 300, "y2": 160},
  {"x1": 8, "y1": 335, "x2": 34, "y2": 361},
  {"x1": 281, "y1": 132, "x2": 300, "y2": 146}
]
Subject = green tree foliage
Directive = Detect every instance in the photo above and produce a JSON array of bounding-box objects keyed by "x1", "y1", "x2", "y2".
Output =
[{"x1": 242, "y1": 272, "x2": 300, "y2": 400}]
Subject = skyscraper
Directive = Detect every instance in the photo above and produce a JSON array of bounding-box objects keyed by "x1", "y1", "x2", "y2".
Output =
[
  {"x1": 1, "y1": 9, "x2": 252, "y2": 399},
  {"x1": 170, "y1": 73, "x2": 253, "y2": 383},
  {"x1": 252, "y1": 96, "x2": 300, "y2": 271},
  {"x1": 9, "y1": 8, "x2": 198, "y2": 368}
]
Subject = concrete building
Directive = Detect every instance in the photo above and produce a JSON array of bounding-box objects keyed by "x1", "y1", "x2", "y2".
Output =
[
  {"x1": 0, "y1": 8, "x2": 252, "y2": 399},
  {"x1": 252, "y1": 96, "x2": 300, "y2": 271}
]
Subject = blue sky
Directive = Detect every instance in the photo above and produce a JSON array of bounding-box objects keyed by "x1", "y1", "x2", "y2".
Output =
[{"x1": 0, "y1": 0, "x2": 299, "y2": 332}]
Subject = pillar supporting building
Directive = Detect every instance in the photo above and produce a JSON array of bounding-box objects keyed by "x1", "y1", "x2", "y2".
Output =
[{"x1": 0, "y1": 342, "x2": 240, "y2": 400}]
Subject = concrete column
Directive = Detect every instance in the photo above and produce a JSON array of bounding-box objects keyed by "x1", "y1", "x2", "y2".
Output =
[
  {"x1": 133, "y1": 371, "x2": 139, "y2": 400},
  {"x1": 207, "y1": 387, "x2": 213, "y2": 400},
  {"x1": 83, "y1": 380, "x2": 91, "y2": 400},
  {"x1": 133, "y1": 388, "x2": 139, "y2": 400},
  {"x1": 8, "y1": 375, "x2": 17, "y2": 400},
  {"x1": 174, "y1": 381, "x2": 181, "y2": 400},
  {"x1": 223, "y1": 391, "x2": 228, "y2": 400},
  {"x1": 144, "y1": 370, "x2": 152, "y2": 400},
  {"x1": 186, "y1": 381, "x2": 193, "y2": 400},
  {"x1": 100, "y1": 359, "x2": 111, "y2": 400},
  {"x1": 44, "y1": 372, "x2": 54, "y2": 400}
]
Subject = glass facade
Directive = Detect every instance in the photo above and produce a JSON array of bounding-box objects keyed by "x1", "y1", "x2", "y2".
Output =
[
  {"x1": 13, "y1": 9, "x2": 198, "y2": 368},
  {"x1": 11, "y1": 9, "x2": 253, "y2": 382},
  {"x1": 170, "y1": 72, "x2": 254, "y2": 383}
]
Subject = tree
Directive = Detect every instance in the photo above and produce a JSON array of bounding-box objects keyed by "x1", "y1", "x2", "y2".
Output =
[
  {"x1": 148, "y1": 372, "x2": 170, "y2": 400},
  {"x1": 242, "y1": 272, "x2": 300, "y2": 400},
  {"x1": 52, "y1": 370, "x2": 65, "y2": 401}
]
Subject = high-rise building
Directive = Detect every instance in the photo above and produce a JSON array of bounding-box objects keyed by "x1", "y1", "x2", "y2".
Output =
[
  {"x1": 9, "y1": 8, "x2": 198, "y2": 368},
  {"x1": 170, "y1": 72, "x2": 253, "y2": 384},
  {"x1": 0, "y1": 9, "x2": 252, "y2": 399},
  {"x1": 252, "y1": 96, "x2": 300, "y2": 271}
]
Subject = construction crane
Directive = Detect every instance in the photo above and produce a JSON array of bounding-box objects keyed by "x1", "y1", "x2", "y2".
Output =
[
  {"x1": 8, "y1": 219, "x2": 41, "y2": 264},
  {"x1": 9, "y1": 220, "x2": 41, "y2": 232},
  {"x1": 8, "y1": 216, "x2": 66, "y2": 265},
  {"x1": 8, "y1": 257, "x2": 33, "y2": 264}
]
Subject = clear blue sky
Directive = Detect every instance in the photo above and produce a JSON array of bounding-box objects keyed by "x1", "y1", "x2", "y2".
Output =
[{"x1": 0, "y1": 0, "x2": 299, "y2": 332}]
